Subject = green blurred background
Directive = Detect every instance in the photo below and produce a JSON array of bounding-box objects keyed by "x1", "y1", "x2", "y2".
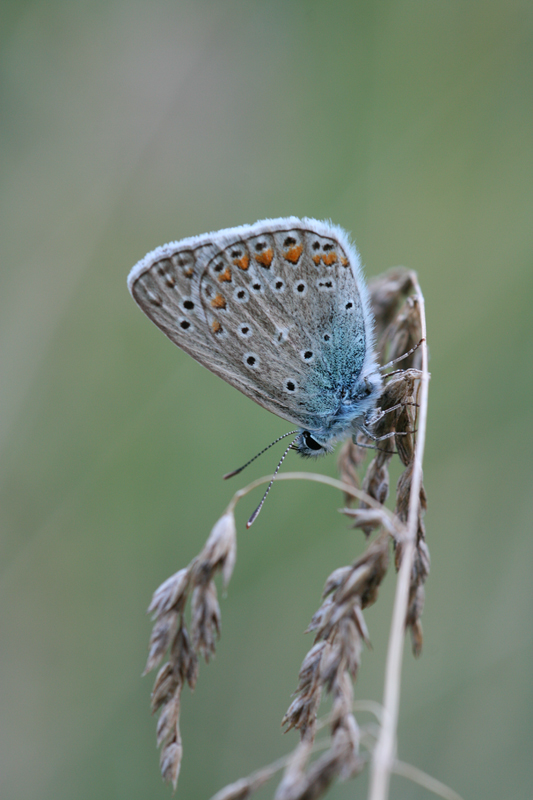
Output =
[{"x1": 1, "y1": 2, "x2": 532, "y2": 798}]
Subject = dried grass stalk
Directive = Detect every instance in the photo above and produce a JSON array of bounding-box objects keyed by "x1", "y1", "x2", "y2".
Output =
[{"x1": 143, "y1": 267, "x2": 440, "y2": 800}]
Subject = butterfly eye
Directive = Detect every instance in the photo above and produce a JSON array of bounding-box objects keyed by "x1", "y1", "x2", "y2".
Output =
[{"x1": 303, "y1": 431, "x2": 323, "y2": 451}]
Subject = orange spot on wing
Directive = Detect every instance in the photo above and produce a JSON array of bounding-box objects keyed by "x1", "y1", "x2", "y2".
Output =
[
  {"x1": 217, "y1": 266, "x2": 232, "y2": 282},
  {"x1": 211, "y1": 293, "x2": 227, "y2": 309},
  {"x1": 184, "y1": 267, "x2": 194, "y2": 278},
  {"x1": 312, "y1": 254, "x2": 321, "y2": 266},
  {"x1": 340, "y1": 257, "x2": 348, "y2": 267},
  {"x1": 233, "y1": 254, "x2": 249, "y2": 270},
  {"x1": 284, "y1": 244, "x2": 303, "y2": 264},
  {"x1": 255, "y1": 248, "x2": 274, "y2": 267},
  {"x1": 322, "y1": 251, "x2": 338, "y2": 266},
  {"x1": 211, "y1": 320, "x2": 223, "y2": 334}
]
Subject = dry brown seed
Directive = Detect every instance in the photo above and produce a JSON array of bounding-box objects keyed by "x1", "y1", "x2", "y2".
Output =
[
  {"x1": 282, "y1": 643, "x2": 326, "y2": 736},
  {"x1": 295, "y1": 642, "x2": 327, "y2": 689},
  {"x1": 333, "y1": 563, "x2": 373, "y2": 603},
  {"x1": 322, "y1": 599, "x2": 360, "y2": 640},
  {"x1": 282, "y1": 692, "x2": 321, "y2": 737},
  {"x1": 145, "y1": 610, "x2": 179, "y2": 674},
  {"x1": 160, "y1": 734, "x2": 183, "y2": 790},
  {"x1": 320, "y1": 623, "x2": 363, "y2": 687},
  {"x1": 409, "y1": 618, "x2": 424, "y2": 658},
  {"x1": 395, "y1": 406, "x2": 415, "y2": 466},
  {"x1": 309, "y1": 599, "x2": 350, "y2": 642},
  {"x1": 151, "y1": 662, "x2": 179, "y2": 713},
  {"x1": 322, "y1": 566, "x2": 353, "y2": 597},
  {"x1": 350, "y1": 533, "x2": 390, "y2": 607},
  {"x1": 147, "y1": 567, "x2": 191, "y2": 616},
  {"x1": 386, "y1": 295, "x2": 423, "y2": 369},
  {"x1": 156, "y1": 688, "x2": 181, "y2": 747},
  {"x1": 395, "y1": 461, "x2": 427, "y2": 523},
  {"x1": 368, "y1": 267, "x2": 416, "y2": 336},
  {"x1": 339, "y1": 507, "x2": 381, "y2": 533},
  {"x1": 351, "y1": 605, "x2": 371, "y2": 648},
  {"x1": 337, "y1": 438, "x2": 366, "y2": 504},
  {"x1": 340, "y1": 507, "x2": 399, "y2": 539},
  {"x1": 306, "y1": 596, "x2": 335, "y2": 636},
  {"x1": 317, "y1": 641, "x2": 342, "y2": 692},
  {"x1": 416, "y1": 539, "x2": 431, "y2": 575},
  {"x1": 170, "y1": 622, "x2": 199, "y2": 689},
  {"x1": 361, "y1": 456, "x2": 390, "y2": 508},
  {"x1": 191, "y1": 581, "x2": 221, "y2": 661},
  {"x1": 195, "y1": 510, "x2": 237, "y2": 588}
]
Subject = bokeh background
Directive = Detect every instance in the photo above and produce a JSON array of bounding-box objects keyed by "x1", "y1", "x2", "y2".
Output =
[{"x1": 1, "y1": 2, "x2": 532, "y2": 799}]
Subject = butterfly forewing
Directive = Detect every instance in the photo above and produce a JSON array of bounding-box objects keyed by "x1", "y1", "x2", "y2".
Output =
[{"x1": 128, "y1": 218, "x2": 371, "y2": 430}]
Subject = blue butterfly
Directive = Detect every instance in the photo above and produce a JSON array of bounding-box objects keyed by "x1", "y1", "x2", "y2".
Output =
[{"x1": 128, "y1": 218, "x2": 382, "y2": 521}]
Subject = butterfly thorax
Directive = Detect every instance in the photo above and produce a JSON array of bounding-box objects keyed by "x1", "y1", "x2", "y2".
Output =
[{"x1": 293, "y1": 368, "x2": 382, "y2": 457}]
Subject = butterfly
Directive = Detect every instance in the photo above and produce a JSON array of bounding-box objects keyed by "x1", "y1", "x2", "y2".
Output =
[{"x1": 128, "y1": 217, "x2": 382, "y2": 518}]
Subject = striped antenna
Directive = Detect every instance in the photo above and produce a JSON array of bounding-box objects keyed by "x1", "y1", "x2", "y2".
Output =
[
  {"x1": 223, "y1": 430, "x2": 299, "y2": 480},
  {"x1": 246, "y1": 433, "x2": 300, "y2": 528}
]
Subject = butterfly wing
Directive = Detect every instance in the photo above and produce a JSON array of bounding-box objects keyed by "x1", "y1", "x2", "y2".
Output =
[{"x1": 128, "y1": 218, "x2": 376, "y2": 431}]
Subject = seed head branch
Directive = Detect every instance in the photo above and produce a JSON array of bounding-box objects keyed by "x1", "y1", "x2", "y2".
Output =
[{"x1": 368, "y1": 274, "x2": 430, "y2": 800}]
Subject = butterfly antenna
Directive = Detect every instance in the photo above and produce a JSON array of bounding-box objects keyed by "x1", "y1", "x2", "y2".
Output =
[
  {"x1": 380, "y1": 338, "x2": 425, "y2": 371},
  {"x1": 246, "y1": 433, "x2": 300, "y2": 528},
  {"x1": 223, "y1": 430, "x2": 299, "y2": 480}
]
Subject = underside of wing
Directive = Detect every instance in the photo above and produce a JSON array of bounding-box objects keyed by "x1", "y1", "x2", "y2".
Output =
[{"x1": 127, "y1": 218, "x2": 377, "y2": 431}]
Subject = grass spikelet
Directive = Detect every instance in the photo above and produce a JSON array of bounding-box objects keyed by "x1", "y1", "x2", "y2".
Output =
[{"x1": 142, "y1": 270, "x2": 446, "y2": 800}]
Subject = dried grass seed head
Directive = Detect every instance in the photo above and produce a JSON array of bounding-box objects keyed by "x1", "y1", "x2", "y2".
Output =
[
  {"x1": 368, "y1": 267, "x2": 416, "y2": 339},
  {"x1": 148, "y1": 567, "x2": 191, "y2": 617},
  {"x1": 160, "y1": 735, "x2": 183, "y2": 791},
  {"x1": 145, "y1": 610, "x2": 180, "y2": 674},
  {"x1": 385, "y1": 295, "x2": 423, "y2": 369},
  {"x1": 337, "y1": 438, "x2": 366, "y2": 504},
  {"x1": 194, "y1": 510, "x2": 237, "y2": 588}
]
